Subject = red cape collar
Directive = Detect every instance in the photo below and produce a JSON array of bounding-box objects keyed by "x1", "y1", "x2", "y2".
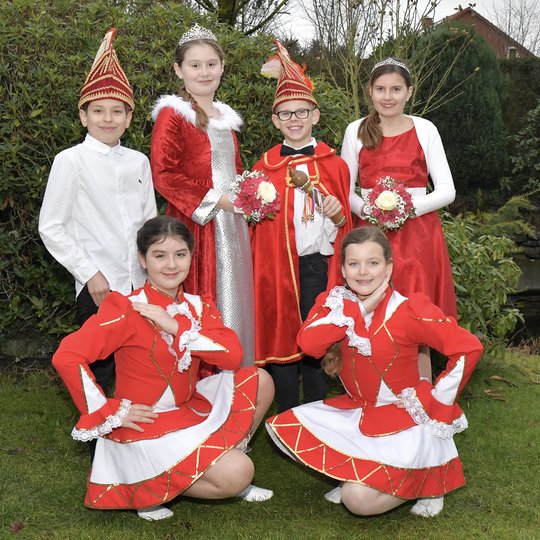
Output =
[{"x1": 260, "y1": 142, "x2": 336, "y2": 170}]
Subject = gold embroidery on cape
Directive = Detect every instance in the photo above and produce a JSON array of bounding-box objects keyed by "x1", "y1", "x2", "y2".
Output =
[
  {"x1": 257, "y1": 351, "x2": 303, "y2": 365},
  {"x1": 283, "y1": 181, "x2": 302, "y2": 320}
]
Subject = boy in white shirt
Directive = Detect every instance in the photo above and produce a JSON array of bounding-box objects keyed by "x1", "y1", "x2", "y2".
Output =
[{"x1": 39, "y1": 28, "x2": 157, "y2": 392}]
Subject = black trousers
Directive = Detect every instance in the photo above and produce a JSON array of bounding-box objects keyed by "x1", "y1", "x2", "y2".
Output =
[
  {"x1": 76, "y1": 285, "x2": 115, "y2": 395},
  {"x1": 270, "y1": 252, "x2": 329, "y2": 413}
]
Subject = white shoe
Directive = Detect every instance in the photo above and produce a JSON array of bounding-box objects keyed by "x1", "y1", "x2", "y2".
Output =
[
  {"x1": 236, "y1": 435, "x2": 250, "y2": 453},
  {"x1": 324, "y1": 485, "x2": 342, "y2": 504},
  {"x1": 238, "y1": 484, "x2": 274, "y2": 502},
  {"x1": 410, "y1": 496, "x2": 444, "y2": 517},
  {"x1": 137, "y1": 505, "x2": 174, "y2": 521}
]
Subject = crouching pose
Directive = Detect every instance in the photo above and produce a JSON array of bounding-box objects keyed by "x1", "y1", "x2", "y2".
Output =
[
  {"x1": 53, "y1": 216, "x2": 274, "y2": 521},
  {"x1": 266, "y1": 227, "x2": 482, "y2": 517}
]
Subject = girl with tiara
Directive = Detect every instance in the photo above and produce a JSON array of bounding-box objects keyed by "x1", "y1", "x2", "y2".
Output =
[
  {"x1": 266, "y1": 227, "x2": 483, "y2": 517},
  {"x1": 150, "y1": 26, "x2": 273, "y2": 502},
  {"x1": 341, "y1": 57, "x2": 457, "y2": 382},
  {"x1": 53, "y1": 216, "x2": 275, "y2": 521},
  {"x1": 150, "y1": 24, "x2": 254, "y2": 369}
]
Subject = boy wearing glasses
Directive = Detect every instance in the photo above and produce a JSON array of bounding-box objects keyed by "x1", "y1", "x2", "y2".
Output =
[{"x1": 250, "y1": 41, "x2": 351, "y2": 413}]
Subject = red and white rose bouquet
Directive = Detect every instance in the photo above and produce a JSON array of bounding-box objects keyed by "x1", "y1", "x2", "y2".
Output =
[
  {"x1": 363, "y1": 177, "x2": 416, "y2": 231},
  {"x1": 230, "y1": 170, "x2": 281, "y2": 225}
]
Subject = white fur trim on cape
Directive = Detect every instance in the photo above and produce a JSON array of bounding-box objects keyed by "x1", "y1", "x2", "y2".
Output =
[{"x1": 151, "y1": 95, "x2": 243, "y2": 131}]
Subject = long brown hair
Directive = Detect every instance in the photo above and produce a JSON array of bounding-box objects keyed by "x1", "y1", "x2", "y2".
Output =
[
  {"x1": 174, "y1": 38, "x2": 225, "y2": 129},
  {"x1": 357, "y1": 58, "x2": 413, "y2": 149},
  {"x1": 321, "y1": 227, "x2": 392, "y2": 376}
]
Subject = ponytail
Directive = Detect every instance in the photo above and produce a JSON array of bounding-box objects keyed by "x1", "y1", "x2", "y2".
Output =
[
  {"x1": 180, "y1": 88, "x2": 210, "y2": 130},
  {"x1": 321, "y1": 341, "x2": 343, "y2": 377},
  {"x1": 357, "y1": 110, "x2": 383, "y2": 149}
]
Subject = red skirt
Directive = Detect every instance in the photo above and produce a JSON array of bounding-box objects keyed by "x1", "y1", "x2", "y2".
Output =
[{"x1": 84, "y1": 368, "x2": 258, "y2": 509}]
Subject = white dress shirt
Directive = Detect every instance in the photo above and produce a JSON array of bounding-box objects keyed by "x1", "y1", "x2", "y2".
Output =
[
  {"x1": 341, "y1": 116, "x2": 456, "y2": 218},
  {"x1": 283, "y1": 138, "x2": 338, "y2": 257},
  {"x1": 39, "y1": 134, "x2": 157, "y2": 297}
]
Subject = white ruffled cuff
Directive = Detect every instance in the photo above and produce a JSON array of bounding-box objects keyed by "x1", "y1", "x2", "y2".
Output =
[
  {"x1": 401, "y1": 387, "x2": 468, "y2": 439},
  {"x1": 71, "y1": 398, "x2": 132, "y2": 442},
  {"x1": 162, "y1": 301, "x2": 202, "y2": 372},
  {"x1": 323, "y1": 286, "x2": 371, "y2": 356}
]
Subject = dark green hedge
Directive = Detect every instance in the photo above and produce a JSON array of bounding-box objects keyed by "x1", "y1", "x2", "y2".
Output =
[
  {"x1": 0, "y1": 0, "x2": 353, "y2": 338},
  {"x1": 500, "y1": 57, "x2": 540, "y2": 136},
  {"x1": 413, "y1": 23, "x2": 508, "y2": 200}
]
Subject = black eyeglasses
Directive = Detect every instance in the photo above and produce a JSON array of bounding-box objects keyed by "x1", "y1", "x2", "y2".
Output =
[{"x1": 274, "y1": 108, "x2": 315, "y2": 121}]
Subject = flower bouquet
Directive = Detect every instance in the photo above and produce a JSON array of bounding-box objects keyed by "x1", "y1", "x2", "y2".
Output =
[
  {"x1": 230, "y1": 170, "x2": 281, "y2": 225},
  {"x1": 363, "y1": 177, "x2": 415, "y2": 231}
]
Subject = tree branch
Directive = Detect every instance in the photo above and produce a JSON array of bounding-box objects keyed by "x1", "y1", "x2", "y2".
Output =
[{"x1": 244, "y1": 0, "x2": 291, "y2": 35}]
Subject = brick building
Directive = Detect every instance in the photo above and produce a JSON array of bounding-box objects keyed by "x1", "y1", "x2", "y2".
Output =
[{"x1": 445, "y1": 7, "x2": 535, "y2": 59}]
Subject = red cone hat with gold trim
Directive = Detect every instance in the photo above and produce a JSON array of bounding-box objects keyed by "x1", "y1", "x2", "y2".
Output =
[
  {"x1": 261, "y1": 39, "x2": 317, "y2": 110},
  {"x1": 78, "y1": 28, "x2": 134, "y2": 110}
]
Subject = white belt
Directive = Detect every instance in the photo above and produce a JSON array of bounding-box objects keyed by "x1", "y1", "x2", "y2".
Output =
[{"x1": 361, "y1": 187, "x2": 426, "y2": 198}]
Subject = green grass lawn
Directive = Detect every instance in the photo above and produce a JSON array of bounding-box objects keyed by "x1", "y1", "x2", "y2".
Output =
[{"x1": 1, "y1": 350, "x2": 539, "y2": 540}]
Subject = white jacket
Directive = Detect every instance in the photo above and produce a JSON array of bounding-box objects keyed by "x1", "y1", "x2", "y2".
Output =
[{"x1": 341, "y1": 116, "x2": 455, "y2": 218}]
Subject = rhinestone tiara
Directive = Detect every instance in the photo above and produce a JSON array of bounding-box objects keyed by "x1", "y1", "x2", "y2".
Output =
[
  {"x1": 178, "y1": 23, "x2": 218, "y2": 47},
  {"x1": 371, "y1": 57, "x2": 410, "y2": 75}
]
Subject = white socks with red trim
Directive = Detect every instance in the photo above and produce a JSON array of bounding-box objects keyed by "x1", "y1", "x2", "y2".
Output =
[
  {"x1": 238, "y1": 484, "x2": 274, "y2": 502},
  {"x1": 137, "y1": 505, "x2": 174, "y2": 521},
  {"x1": 410, "y1": 496, "x2": 444, "y2": 517}
]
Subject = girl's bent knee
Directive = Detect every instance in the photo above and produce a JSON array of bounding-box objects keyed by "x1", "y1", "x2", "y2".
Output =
[
  {"x1": 257, "y1": 368, "x2": 275, "y2": 403},
  {"x1": 221, "y1": 452, "x2": 254, "y2": 496},
  {"x1": 341, "y1": 483, "x2": 382, "y2": 516},
  {"x1": 341, "y1": 492, "x2": 377, "y2": 516}
]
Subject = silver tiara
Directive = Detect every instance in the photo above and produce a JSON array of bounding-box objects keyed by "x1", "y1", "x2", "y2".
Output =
[
  {"x1": 178, "y1": 23, "x2": 218, "y2": 47},
  {"x1": 371, "y1": 57, "x2": 410, "y2": 74}
]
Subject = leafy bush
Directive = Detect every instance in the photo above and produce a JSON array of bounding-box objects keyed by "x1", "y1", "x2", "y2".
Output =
[
  {"x1": 443, "y1": 212, "x2": 523, "y2": 343},
  {"x1": 500, "y1": 100, "x2": 540, "y2": 199},
  {"x1": 0, "y1": 0, "x2": 353, "y2": 339},
  {"x1": 499, "y1": 58, "x2": 540, "y2": 136}
]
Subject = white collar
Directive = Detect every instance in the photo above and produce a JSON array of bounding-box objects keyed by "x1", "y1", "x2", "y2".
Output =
[
  {"x1": 151, "y1": 94, "x2": 242, "y2": 131},
  {"x1": 83, "y1": 133, "x2": 125, "y2": 155}
]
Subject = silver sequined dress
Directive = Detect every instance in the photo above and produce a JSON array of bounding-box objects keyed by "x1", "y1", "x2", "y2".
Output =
[
  {"x1": 150, "y1": 96, "x2": 254, "y2": 366},
  {"x1": 207, "y1": 126, "x2": 255, "y2": 366}
]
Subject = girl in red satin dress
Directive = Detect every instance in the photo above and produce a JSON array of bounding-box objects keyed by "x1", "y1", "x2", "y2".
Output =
[
  {"x1": 52, "y1": 216, "x2": 274, "y2": 521},
  {"x1": 341, "y1": 57, "x2": 457, "y2": 381}
]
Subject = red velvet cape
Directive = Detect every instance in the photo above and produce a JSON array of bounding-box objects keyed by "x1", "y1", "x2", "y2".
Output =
[
  {"x1": 150, "y1": 100, "x2": 243, "y2": 301},
  {"x1": 251, "y1": 143, "x2": 352, "y2": 365}
]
